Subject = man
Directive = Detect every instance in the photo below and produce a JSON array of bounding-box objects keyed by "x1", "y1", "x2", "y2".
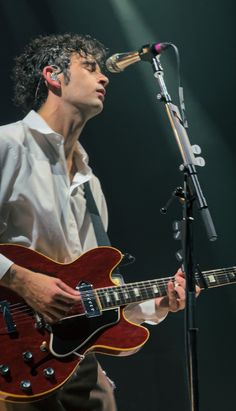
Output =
[{"x1": 0, "y1": 33, "x2": 187, "y2": 411}]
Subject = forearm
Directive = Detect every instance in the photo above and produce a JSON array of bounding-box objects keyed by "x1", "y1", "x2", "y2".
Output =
[{"x1": 0, "y1": 263, "x2": 30, "y2": 294}]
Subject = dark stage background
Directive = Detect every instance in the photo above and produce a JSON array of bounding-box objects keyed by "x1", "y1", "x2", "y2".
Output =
[{"x1": 0, "y1": 1, "x2": 236, "y2": 410}]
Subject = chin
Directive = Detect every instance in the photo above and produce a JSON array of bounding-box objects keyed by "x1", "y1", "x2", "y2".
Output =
[{"x1": 91, "y1": 102, "x2": 104, "y2": 116}]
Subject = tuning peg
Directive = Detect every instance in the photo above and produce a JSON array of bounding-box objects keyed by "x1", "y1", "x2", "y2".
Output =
[
  {"x1": 175, "y1": 249, "x2": 183, "y2": 263},
  {"x1": 194, "y1": 157, "x2": 205, "y2": 167},
  {"x1": 172, "y1": 220, "x2": 182, "y2": 240},
  {"x1": 191, "y1": 144, "x2": 202, "y2": 155}
]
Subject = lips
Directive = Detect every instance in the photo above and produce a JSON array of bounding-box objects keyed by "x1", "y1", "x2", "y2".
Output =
[{"x1": 96, "y1": 88, "x2": 106, "y2": 99}]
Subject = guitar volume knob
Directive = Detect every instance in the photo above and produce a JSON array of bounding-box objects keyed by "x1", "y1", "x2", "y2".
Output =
[
  {"x1": 22, "y1": 351, "x2": 33, "y2": 362},
  {"x1": 0, "y1": 364, "x2": 10, "y2": 376},
  {"x1": 20, "y1": 380, "x2": 32, "y2": 391},
  {"x1": 43, "y1": 367, "x2": 55, "y2": 379}
]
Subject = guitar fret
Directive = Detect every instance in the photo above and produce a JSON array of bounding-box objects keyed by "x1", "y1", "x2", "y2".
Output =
[
  {"x1": 123, "y1": 290, "x2": 130, "y2": 300},
  {"x1": 207, "y1": 274, "x2": 217, "y2": 284},
  {"x1": 117, "y1": 289, "x2": 130, "y2": 305},
  {"x1": 98, "y1": 293, "x2": 106, "y2": 308},
  {"x1": 122, "y1": 286, "x2": 137, "y2": 302},
  {"x1": 152, "y1": 284, "x2": 160, "y2": 295},
  {"x1": 105, "y1": 292, "x2": 111, "y2": 303},
  {"x1": 108, "y1": 289, "x2": 120, "y2": 306},
  {"x1": 98, "y1": 279, "x2": 168, "y2": 309},
  {"x1": 136, "y1": 282, "x2": 149, "y2": 301},
  {"x1": 159, "y1": 284, "x2": 167, "y2": 296},
  {"x1": 113, "y1": 291, "x2": 120, "y2": 302},
  {"x1": 133, "y1": 287, "x2": 140, "y2": 298},
  {"x1": 97, "y1": 264, "x2": 236, "y2": 310},
  {"x1": 202, "y1": 266, "x2": 236, "y2": 289},
  {"x1": 227, "y1": 267, "x2": 236, "y2": 282}
]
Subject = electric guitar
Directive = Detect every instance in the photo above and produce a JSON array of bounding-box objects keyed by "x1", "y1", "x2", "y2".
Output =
[{"x1": 0, "y1": 244, "x2": 235, "y2": 403}]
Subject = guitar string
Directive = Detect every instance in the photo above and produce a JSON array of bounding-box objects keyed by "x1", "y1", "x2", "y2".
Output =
[
  {"x1": 5, "y1": 265, "x2": 236, "y2": 311},
  {"x1": 3, "y1": 276, "x2": 175, "y2": 314},
  {"x1": 5, "y1": 278, "x2": 234, "y2": 318},
  {"x1": 3, "y1": 270, "x2": 236, "y2": 317},
  {"x1": 1, "y1": 265, "x2": 235, "y2": 333},
  {"x1": 1, "y1": 264, "x2": 235, "y2": 308},
  {"x1": 1, "y1": 274, "x2": 235, "y2": 333},
  {"x1": 5, "y1": 279, "x2": 235, "y2": 323},
  {"x1": 5, "y1": 271, "x2": 236, "y2": 315}
]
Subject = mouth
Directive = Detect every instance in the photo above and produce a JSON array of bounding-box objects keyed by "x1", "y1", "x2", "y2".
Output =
[{"x1": 96, "y1": 88, "x2": 106, "y2": 100}]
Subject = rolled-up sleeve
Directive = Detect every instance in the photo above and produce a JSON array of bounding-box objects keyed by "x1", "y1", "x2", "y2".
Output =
[
  {"x1": 124, "y1": 299, "x2": 168, "y2": 325},
  {"x1": 0, "y1": 254, "x2": 13, "y2": 280}
]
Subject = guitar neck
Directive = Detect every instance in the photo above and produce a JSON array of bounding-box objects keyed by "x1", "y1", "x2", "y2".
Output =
[{"x1": 96, "y1": 265, "x2": 236, "y2": 310}]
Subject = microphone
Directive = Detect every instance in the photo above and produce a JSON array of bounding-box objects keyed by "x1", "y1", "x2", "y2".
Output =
[{"x1": 106, "y1": 42, "x2": 171, "y2": 73}]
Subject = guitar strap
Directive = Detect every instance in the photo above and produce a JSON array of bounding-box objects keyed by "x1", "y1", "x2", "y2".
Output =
[
  {"x1": 83, "y1": 181, "x2": 111, "y2": 247},
  {"x1": 83, "y1": 181, "x2": 122, "y2": 281}
]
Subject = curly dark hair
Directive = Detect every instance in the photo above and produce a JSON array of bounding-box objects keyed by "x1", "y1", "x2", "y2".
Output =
[{"x1": 12, "y1": 33, "x2": 107, "y2": 113}]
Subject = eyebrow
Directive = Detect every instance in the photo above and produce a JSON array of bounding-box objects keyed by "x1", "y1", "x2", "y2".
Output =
[
  {"x1": 81, "y1": 59, "x2": 103, "y2": 72},
  {"x1": 82, "y1": 58, "x2": 97, "y2": 65}
]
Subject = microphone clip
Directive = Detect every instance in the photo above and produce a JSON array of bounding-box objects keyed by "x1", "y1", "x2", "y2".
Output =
[
  {"x1": 139, "y1": 42, "x2": 172, "y2": 63},
  {"x1": 160, "y1": 186, "x2": 185, "y2": 214}
]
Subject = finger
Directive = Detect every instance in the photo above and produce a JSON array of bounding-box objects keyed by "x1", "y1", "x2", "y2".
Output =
[
  {"x1": 168, "y1": 281, "x2": 186, "y2": 311},
  {"x1": 176, "y1": 268, "x2": 185, "y2": 277},
  {"x1": 54, "y1": 282, "x2": 81, "y2": 304},
  {"x1": 167, "y1": 281, "x2": 179, "y2": 311},
  {"x1": 174, "y1": 274, "x2": 186, "y2": 289},
  {"x1": 54, "y1": 292, "x2": 81, "y2": 305},
  {"x1": 174, "y1": 285, "x2": 186, "y2": 301},
  {"x1": 57, "y1": 280, "x2": 81, "y2": 297},
  {"x1": 45, "y1": 306, "x2": 66, "y2": 322},
  {"x1": 52, "y1": 299, "x2": 76, "y2": 312},
  {"x1": 195, "y1": 285, "x2": 201, "y2": 297},
  {"x1": 43, "y1": 311, "x2": 58, "y2": 324}
]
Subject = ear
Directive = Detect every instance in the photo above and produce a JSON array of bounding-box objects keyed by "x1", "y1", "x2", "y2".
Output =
[{"x1": 42, "y1": 66, "x2": 61, "y2": 89}]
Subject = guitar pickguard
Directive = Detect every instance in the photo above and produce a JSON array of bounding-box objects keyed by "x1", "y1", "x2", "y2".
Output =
[{"x1": 50, "y1": 308, "x2": 120, "y2": 357}]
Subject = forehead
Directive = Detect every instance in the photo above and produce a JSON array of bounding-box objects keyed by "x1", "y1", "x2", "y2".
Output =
[{"x1": 70, "y1": 52, "x2": 97, "y2": 65}]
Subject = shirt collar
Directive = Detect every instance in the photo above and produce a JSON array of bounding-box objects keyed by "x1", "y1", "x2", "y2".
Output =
[
  {"x1": 23, "y1": 110, "x2": 60, "y2": 135},
  {"x1": 23, "y1": 110, "x2": 92, "y2": 184}
]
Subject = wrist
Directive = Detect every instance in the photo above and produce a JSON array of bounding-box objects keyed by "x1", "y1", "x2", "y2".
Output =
[{"x1": 1, "y1": 264, "x2": 29, "y2": 291}]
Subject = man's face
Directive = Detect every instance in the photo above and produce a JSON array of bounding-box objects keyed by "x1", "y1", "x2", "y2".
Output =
[{"x1": 60, "y1": 53, "x2": 109, "y2": 120}]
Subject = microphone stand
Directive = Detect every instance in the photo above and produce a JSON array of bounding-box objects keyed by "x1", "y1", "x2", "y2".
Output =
[{"x1": 147, "y1": 54, "x2": 217, "y2": 411}]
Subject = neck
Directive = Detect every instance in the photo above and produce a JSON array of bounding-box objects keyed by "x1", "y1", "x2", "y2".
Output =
[{"x1": 38, "y1": 102, "x2": 87, "y2": 159}]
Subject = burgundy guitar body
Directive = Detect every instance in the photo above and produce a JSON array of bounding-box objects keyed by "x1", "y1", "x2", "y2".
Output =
[{"x1": 0, "y1": 245, "x2": 149, "y2": 403}]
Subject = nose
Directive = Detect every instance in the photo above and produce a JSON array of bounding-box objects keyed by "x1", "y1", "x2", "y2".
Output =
[{"x1": 98, "y1": 72, "x2": 109, "y2": 88}]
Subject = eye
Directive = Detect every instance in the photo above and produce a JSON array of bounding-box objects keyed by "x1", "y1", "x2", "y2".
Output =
[{"x1": 84, "y1": 61, "x2": 97, "y2": 72}]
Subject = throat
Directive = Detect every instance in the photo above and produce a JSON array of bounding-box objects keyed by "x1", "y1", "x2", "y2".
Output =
[{"x1": 67, "y1": 157, "x2": 77, "y2": 183}]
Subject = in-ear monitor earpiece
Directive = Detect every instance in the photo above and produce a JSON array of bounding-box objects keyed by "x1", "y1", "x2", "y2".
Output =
[{"x1": 50, "y1": 73, "x2": 58, "y2": 81}]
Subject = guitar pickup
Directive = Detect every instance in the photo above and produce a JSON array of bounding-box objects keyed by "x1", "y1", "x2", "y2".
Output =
[
  {"x1": 76, "y1": 282, "x2": 101, "y2": 317},
  {"x1": 0, "y1": 300, "x2": 17, "y2": 333}
]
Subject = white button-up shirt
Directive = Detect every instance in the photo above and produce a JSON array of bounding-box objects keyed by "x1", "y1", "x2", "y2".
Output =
[
  {"x1": 0, "y1": 110, "x2": 163, "y2": 324},
  {"x1": 0, "y1": 110, "x2": 108, "y2": 274}
]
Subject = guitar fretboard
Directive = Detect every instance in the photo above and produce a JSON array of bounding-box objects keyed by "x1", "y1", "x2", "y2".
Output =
[{"x1": 96, "y1": 266, "x2": 236, "y2": 310}]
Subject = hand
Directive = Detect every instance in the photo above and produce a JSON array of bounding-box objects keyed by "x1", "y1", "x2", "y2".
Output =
[
  {"x1": 155, "y1": 269, "x2": 201, "y2": 316},
  {"x1": 1, "y1": 264, "x2": 81, "y2": 323}
]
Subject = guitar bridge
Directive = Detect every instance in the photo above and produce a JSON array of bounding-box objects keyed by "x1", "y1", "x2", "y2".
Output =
[
  {"x1": 76, "y1": 281, "x2": 101, "y2": 317},
  {"x1": 0, "y1": 300, "x2": 17, "y2": 333}
]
